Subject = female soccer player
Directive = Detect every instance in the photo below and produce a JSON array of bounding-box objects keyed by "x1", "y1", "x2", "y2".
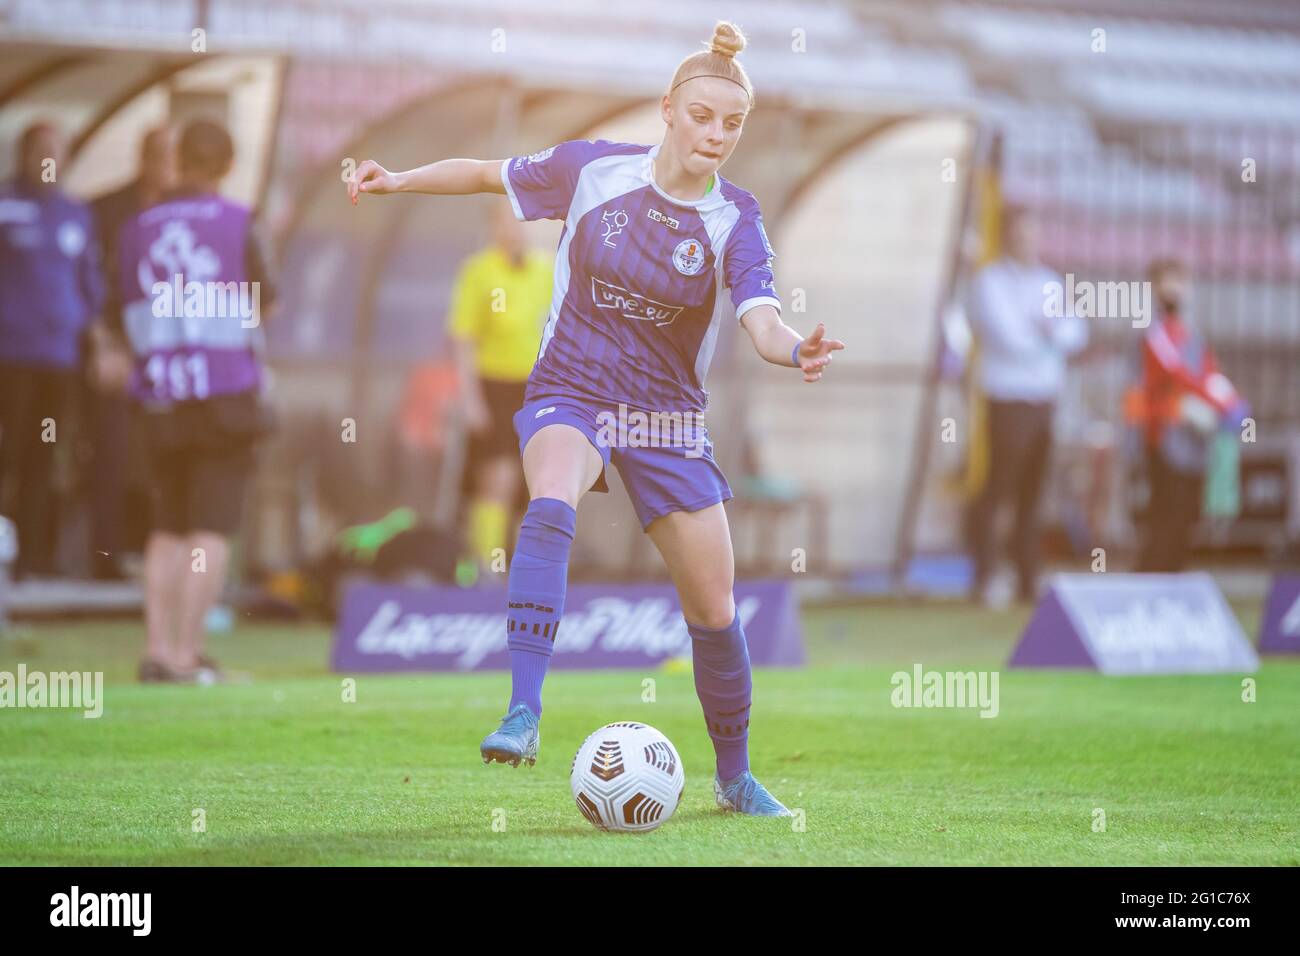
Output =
[{"x1": 350, "y1": 21, "x2": 844, "y2": 816}]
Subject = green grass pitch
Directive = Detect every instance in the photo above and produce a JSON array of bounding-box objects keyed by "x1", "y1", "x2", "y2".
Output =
[{"x1": 1, "y1": 600, "x2": 1296, "y2": 865}]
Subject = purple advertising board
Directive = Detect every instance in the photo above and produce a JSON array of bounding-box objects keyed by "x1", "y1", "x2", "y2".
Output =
[
  {"x1": 1009, "y1": 572, "x2": 1258, "y2": 674},
  {"x1": 1258, "y1": 575, "x2": 1300, "y2": 655},
  {"x1": 331, "y1": 578, "x2": 804, "y2": 673}
]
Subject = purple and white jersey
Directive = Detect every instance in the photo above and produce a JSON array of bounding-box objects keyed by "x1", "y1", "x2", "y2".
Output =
[
  {"x1": 502, "y1": 139, "x2": 780, "y2": 414},
  {"x1": 117, "y1": 191, "x2": 262, "y2": 403}
]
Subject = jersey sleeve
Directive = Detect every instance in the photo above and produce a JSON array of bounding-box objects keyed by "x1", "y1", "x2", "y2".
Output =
[
  {"x1": 725, "y1": 208, "x2": 780, "y2": 322},
  {"x1": 244, "y1": 222, "x2": 277, "y2": 311},
  {"x1": 75, "y1": 204, "x2": 106, "y2": 320},
  {"x1": 501, "y1": 140, "x2": 603, "y2": 222}
]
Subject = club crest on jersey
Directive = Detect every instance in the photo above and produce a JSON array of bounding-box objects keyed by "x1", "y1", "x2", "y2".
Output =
[
  {"x1": 647, "y1": 208, "x2": 679, "y2": 230},
  {"x1": 601, "y1": 209, "x2": 628, "y2": 248},
  {"x1": 592, "y1": 276, "x2": 684, "y2": 328},
  {"x1": 672, "y1": 238, "x2": 706, "y2": 276}
]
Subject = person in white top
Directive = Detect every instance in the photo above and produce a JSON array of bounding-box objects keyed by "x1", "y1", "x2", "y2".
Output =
[{"x1": 966, "y1": 205, "x2": 1088, "y2": 603}]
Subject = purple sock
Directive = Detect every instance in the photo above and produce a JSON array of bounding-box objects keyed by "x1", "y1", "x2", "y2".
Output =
[
  {"x1": 505, "y1": 497, "x2": 576, "y2": 718},
  {"x1": 687, "y1": 610, "x2": 752, "y2": 781}
]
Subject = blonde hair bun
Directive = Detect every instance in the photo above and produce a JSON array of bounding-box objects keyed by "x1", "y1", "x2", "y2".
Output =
[
  {"x1": 667, "y1": 20, "x2": 754, "y2": 103},
  {"x1": 709, "y1": 21, "x2": 746, "y2": 59}
]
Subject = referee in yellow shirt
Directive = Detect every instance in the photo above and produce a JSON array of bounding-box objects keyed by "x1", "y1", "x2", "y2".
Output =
[{"x1": 449, "y1": 202, "x2": 552, "y2": 570}]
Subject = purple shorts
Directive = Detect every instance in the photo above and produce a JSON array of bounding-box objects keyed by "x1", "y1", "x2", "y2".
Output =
[{"x1": 513, "y1": 394, "x2": 733, "y2": 530}]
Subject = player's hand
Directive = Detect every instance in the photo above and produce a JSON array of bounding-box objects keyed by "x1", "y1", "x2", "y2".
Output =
[
  {"x1": 795, "y1": 323, "x2": 845, "y2": 383},
  {"x1": 349, "y1": 160, "x2": 399, "y2": 204}
]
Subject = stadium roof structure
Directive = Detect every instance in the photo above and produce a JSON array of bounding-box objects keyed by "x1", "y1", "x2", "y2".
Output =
[
  {"x1": 7, "y1": 0, "x2": 1299, "y2": 127},
  {"x1": 0, "y1": 39, "x2": 285, "y2": 206},
  {"x1": 1, "y1": 0, "x2": 975, "y2": 109}
]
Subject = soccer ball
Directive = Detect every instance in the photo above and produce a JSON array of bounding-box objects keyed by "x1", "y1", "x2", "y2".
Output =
[{"x1": 570, "y1": 722, "x2": 685, "y2": 833}]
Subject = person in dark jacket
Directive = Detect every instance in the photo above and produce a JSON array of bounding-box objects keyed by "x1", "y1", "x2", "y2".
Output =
[
  {"x1": 0, "y1": 121, "x2": 105, "y2": 577},
  {"x1": 85, "y1": 126, "x2": 177, "y2": 579}
]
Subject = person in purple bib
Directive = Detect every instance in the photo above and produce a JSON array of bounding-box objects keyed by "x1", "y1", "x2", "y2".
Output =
[
  {"x1": 116, "y1": 119, "x2": 277, "y2": 683},
  {"x1": 349, "y1": 20, "x2": 845, "y2": 815}
]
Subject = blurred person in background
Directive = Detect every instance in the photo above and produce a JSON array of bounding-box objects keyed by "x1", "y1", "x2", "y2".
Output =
[
  {"x1": 86, "y1": 126, "x2": 178, "y2": 579},
  {"x1": 117, "y1": 119, "x2": 276, "y2": 682},
  {"x1": 448, "y1": 201, "x2": 552, "y2": 574},
  {"x1": 0, "y1": 121, "x2": 104, "y2": 578},
  {"x1": 1128, "y1": 258, "x2": 1247, "y2": 572},
  {"x1": 966, "y1": 205, "x2": 1087, "y2": 605}
]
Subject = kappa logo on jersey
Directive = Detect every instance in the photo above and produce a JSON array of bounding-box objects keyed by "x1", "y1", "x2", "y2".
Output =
[
  {"x1": 534, "y1": 406, "x2": 557, "y2": 419},
  {"x1": 647, "y1": 208, "x2": 679, "y2": 230},
  {"x1": 672, "y1": 238, "x2": 706, "y2": 276},
  {"x1": 601, "y1": 209, "x2": 628, "y2": 248},
  {"x1": 591, "y1": 276, "x2": 684, "y2": 328}
]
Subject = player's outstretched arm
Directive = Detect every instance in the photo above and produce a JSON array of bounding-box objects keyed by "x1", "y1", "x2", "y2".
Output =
[
  {"x1": 740, "y1": 305, "x2": 845, "y2": 383},
  {"x1": 348, "y1": 158, "x2": 506, "y2": 204}
]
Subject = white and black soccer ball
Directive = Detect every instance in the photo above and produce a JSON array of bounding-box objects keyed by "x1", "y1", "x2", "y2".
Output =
[{"x1": 570, "y1": 722, "x2": 685, "y2": 833}]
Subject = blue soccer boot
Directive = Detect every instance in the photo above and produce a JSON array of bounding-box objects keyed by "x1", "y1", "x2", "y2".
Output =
[
  {"x1": 480, "y1": 702, "x2": 540, "y2": 767},
  {"x1": 714, "y1": 770, "x2": 793, "y2": 816}
]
